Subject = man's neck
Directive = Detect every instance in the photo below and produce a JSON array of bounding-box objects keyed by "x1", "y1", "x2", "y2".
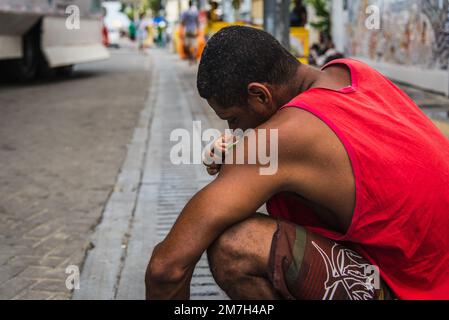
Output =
[
  {"x1": 275, "y1": 64, "x2": 325, "y2": 108},
  {"x1": 273, "y1": 63, "x2": 352, "y2": 110},
  {"x1": 295, "y1": 64, "x2": 322, "y2": 94},
  {"x1": 272, "y1": 65, "x2": 322, "y2": 109}
]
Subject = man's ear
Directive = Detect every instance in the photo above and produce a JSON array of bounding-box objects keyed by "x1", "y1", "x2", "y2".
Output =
[{"x1": 247, "y1": 83, "x2": 272, "y2": 106}]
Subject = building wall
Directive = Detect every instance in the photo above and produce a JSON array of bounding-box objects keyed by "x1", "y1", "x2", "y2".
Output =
[{"x1": 332, "y1": 0, "x2": 449, "y2": 95}]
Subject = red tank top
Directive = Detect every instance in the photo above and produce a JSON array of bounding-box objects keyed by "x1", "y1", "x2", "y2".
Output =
[{"x1": 267, "y1": 59, "x2": 449, "y2": 299}]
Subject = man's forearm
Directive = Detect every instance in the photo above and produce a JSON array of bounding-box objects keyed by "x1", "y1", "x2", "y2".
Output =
[{"x1": 144, "y1": 160, "x2": 278, "y2": 299}]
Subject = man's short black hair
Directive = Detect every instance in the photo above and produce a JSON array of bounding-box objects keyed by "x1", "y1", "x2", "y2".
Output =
[{"x1": 197, "y1": 26, "x2": 300, "y2": 108}]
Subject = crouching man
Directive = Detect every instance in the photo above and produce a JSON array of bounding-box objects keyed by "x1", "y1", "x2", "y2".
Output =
[{"x1": 145, "y1": 26, "x2": 449, "y2": 300}]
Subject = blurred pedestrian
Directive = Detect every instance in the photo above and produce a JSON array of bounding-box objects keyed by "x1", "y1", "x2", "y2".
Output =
[
  {"x1": 129, "y1": 20, "x2": 136, "y2": 41},
  {"x1": 181, "y1": 1, "x2": 200, "y2": 64},
  {"x1": 309, "y1": 36, "x2": 344, "y2": 67},
  {"x1": 137, "y1": 13, "x2": 148, "y2": 51},
  {"x1": 154, "y1": 15, "x2": 167, "y2": 48},
  {"x1": 290, "y1": 0, "x2": 308, "y2": 27}
]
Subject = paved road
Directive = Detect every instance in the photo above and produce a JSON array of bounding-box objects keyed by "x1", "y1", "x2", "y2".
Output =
[{"x1": 0, "y1": 48, "x2": 151, "y2": 299}]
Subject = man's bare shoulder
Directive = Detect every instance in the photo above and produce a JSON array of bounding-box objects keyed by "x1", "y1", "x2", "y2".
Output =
[{"x1": 259, "y1": 107, "x2": 325, "y2": 159}]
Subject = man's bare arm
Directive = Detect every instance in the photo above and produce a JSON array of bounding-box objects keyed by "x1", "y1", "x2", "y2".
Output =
[{"x1": 145, "y1": 127, "x2": 299, "y2": 299}]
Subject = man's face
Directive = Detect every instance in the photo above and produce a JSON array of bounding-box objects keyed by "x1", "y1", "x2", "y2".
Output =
[
  {"x1": 208, "y1": 100, "x2": 273, "y2": 131},
  {"x1": 207, "y1": 83, "x2": 279, "y2": 131}
]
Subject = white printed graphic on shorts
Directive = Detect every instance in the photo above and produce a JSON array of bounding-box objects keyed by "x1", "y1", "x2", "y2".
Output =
[{"x1": 312, "y1": 241, "x2": 378, "y2": 300}]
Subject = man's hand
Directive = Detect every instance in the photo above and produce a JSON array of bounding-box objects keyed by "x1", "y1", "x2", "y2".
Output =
[{"x1": 203, "y1": 133, "x2": 240, "y2": 176}]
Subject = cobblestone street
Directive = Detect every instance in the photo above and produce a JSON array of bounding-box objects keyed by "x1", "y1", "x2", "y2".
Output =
[{"x1": 0, "y1": 48, "x2": 152, "y2": 300}]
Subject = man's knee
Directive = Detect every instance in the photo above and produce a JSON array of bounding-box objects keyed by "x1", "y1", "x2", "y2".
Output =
[
  {"x1": 207, "y1": 214, "x2": 277, "y2": 288},
  {"x1": 206, "y1": 230, "x2": 239, "y2": 287}
]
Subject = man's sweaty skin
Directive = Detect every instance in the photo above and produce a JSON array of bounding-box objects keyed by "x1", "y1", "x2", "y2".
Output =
[{"x1": 145, "y1": 60, "x2": 355, "y2": 299}]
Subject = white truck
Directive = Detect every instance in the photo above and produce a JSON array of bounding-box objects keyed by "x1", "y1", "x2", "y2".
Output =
[{"x1": 0, "y1": 0, "x2": 110, "y2": 81}]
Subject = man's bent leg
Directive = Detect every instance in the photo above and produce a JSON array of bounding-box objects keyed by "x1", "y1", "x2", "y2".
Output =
[
  {"x1": 207, "y1": 216, "x2": 392, "y2": 300},
  {"x1": 207, "y1": 214, "x2": 280, "y2": 299}
]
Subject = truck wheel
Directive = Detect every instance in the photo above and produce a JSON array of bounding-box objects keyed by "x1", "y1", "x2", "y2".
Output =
[
  {"x1": 7, "y1": 29, "x2": 39, "y2": 82},
  {"x1": 37, "y1": 53, "x2": 56, "y2": 78},
  {"x1": 55, "y1": 65, "x2": 74, "y2": 76},
  {"x1": 38, "y1": 52, "x2": 74, "y2": 78}
]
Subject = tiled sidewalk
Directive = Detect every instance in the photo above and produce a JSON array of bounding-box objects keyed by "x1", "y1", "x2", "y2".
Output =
[{"x1": 74, "y1": 49, "x2": 227, "y2": 299}]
